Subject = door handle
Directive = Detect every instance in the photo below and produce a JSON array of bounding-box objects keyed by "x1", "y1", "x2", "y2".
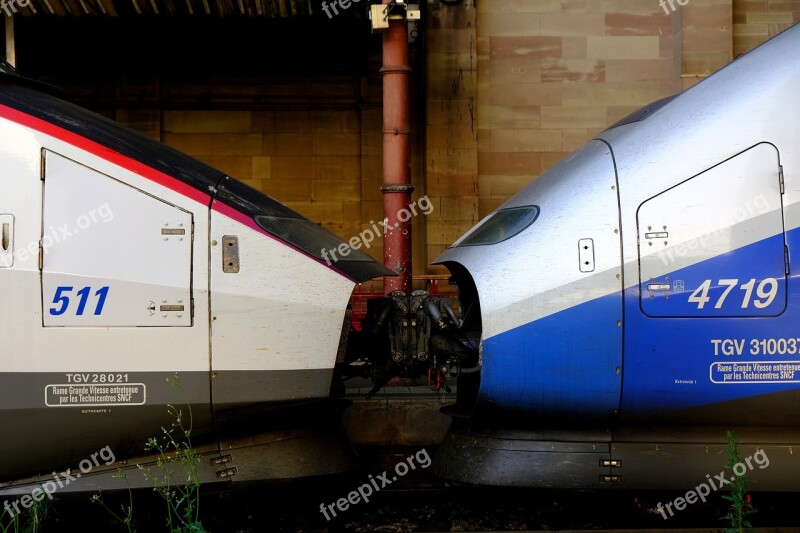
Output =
[{"x1": 0, "y1": 214, "x2": 14, "y2": 267}]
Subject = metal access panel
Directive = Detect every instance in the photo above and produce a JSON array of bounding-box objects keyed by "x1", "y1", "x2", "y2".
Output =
[
  {"x1": 638, "y1": 143, "x2": 786, "y2": 318},
  {"x1": 42, "y1": 151, "x2": 193, "y2": 327}
]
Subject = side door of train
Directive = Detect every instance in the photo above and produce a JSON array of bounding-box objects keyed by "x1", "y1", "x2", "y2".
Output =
[
  {"x1": 623, "y1": 142, "x2": 792, "y2": 423},
  {"x1": 0, "y1": 137, "x2": 212, "y2": 477}
]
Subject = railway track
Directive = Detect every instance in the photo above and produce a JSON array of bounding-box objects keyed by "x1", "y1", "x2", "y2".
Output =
[{"x1": 42, "y1": 489, "x2": 800, "y2": 532}]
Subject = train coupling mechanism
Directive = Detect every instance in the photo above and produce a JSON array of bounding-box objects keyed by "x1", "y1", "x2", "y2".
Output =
[{"x1": 342, "y1": 289, "x2": 479, "y2": 398}]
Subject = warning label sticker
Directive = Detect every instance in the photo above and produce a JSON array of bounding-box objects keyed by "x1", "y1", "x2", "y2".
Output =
[
  {"x1": 709, "y1": 361, "x2": 800, "y2": 384},
  {"x1": 45, "y1": 383, "x2": 146, "y2": 407}
]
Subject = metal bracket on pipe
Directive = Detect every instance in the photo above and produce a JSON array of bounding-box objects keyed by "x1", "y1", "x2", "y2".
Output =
[
  {"x1": 369, "y1": 1, "x2": 420, "y2": 31},
  {"x1": 380, "y1": 184, "x2": 415, "y2": 193}
]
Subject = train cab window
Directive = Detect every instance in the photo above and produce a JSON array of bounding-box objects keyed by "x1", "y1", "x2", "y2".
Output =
[
  {"x1": 41, "y1": 151, "x2": 193, "y2": 327},
  {"x1": 255, "y1": 215, "x2": 375, "y2": 263},
  {"x1": 454, "y1": 206, "x2": 539, "y2": 247},
  {"x1": 637, "y1": 143, "x2": 786, "y2": 318}
]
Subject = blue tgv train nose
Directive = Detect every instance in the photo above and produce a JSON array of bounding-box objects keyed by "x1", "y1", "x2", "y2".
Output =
[
  {"x1": 430, "y1": 24, "x2": 800, "y2": 490},
  {"x1": 434, "y1": 140, "x2": 624, "y2": 418}
]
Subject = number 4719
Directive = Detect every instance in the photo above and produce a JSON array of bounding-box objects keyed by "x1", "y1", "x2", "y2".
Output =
[{"x1": 688, "y1": 278, "x2": 778, "y2": 309}]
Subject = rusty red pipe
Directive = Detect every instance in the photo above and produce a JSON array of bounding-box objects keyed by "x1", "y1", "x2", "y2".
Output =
[{"x1": 381, "y1": 11, "x2": 413, "y2": 295}]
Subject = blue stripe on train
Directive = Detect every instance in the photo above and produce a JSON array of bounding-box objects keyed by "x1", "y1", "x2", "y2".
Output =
[
  {"x1": 480, "y1": 291, "x2": 622, "y2": 416},
  {"x1": 479, "y1": 230, "x2": 800, "y2": 416}
]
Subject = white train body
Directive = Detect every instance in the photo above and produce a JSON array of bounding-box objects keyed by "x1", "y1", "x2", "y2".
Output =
[{"x1": 0, "y1": 85, "x2": 389, "y2": 480}]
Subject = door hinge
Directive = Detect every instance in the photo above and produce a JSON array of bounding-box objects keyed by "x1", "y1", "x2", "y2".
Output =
[
  {"x1": 780, "y1": 165, "x2": 785, "y2": 194},
  {"x1": 785, "y1": 245, "x2": 791, "y2": 275},
  {"x1": 600, "y1": 474, "x2": 622, "y2": 483},
  {"x1": 212, "y1": 454, "x2": 237, "y2": 479},
  {"x1": 216, "y1": 466, "x2": 238, "y2": 480}
]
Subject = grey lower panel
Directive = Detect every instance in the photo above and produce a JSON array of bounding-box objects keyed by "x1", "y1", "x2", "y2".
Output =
[
  {"x1": 0, "y1": 369, "x2": 340, "y2": 482},
  {"x1": 0, "y1": 420, "x2": 357, "y2": 496},
  {"x1": 612, "y1": 442, "x2": 795, "y2": 491},
  {"x1": 434, "y1": 422, "x2": 800, "y2": 490},
  {"x1": 0, "y1": 371, "x2": 212, "y2": 480},
  {"x1": 433, "y1": 424, "x2": 614, "y2": 489},
  {"x1": 612, "y1": 424, "x2": 800, "y2": 490},
  {"x1": 211, "y1": 368, "x2": 334, "y2": 405},
  {"x1": 219, "y1": 425, "x2": 357, "y2": 482}
]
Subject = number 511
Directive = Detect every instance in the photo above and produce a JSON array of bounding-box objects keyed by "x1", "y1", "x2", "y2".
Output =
[{"x1": 49, "y1": 286, "x2": 110, "y2": 316}]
